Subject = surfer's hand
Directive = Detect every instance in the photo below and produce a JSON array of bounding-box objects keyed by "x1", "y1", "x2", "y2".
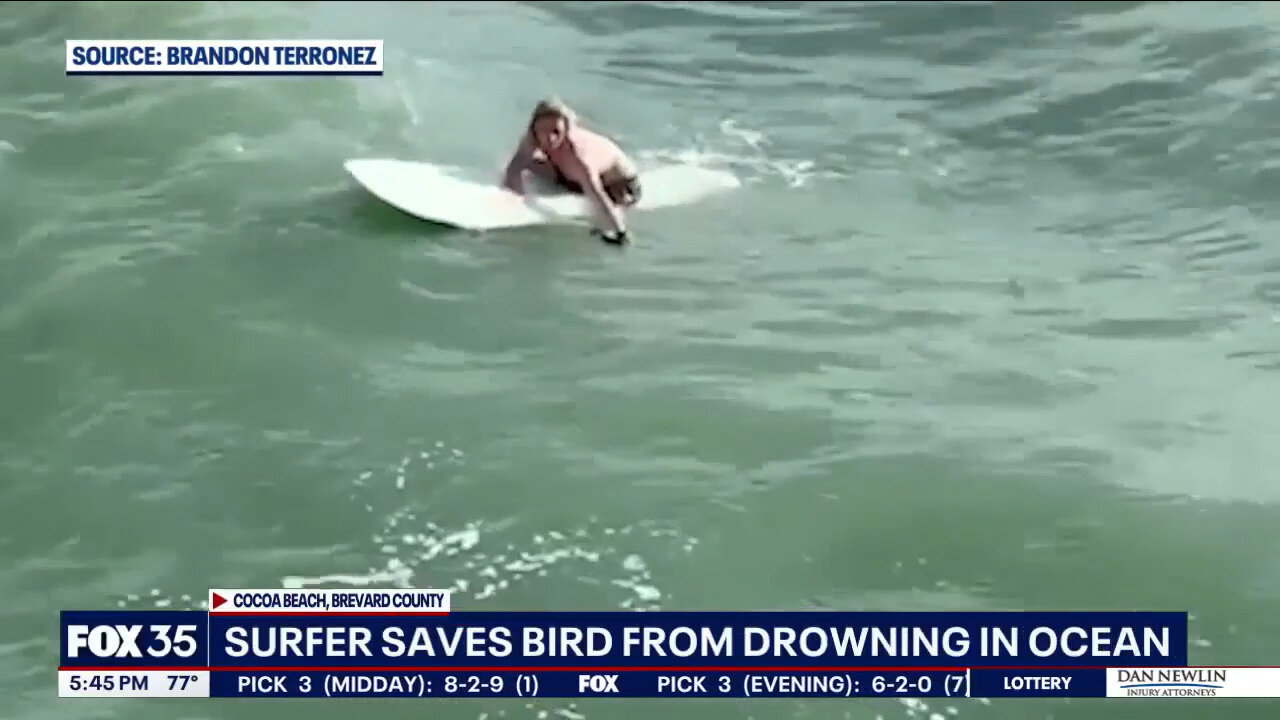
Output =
[{"x1": 594, "y1": 229, "x2": 629, "y2": 246}]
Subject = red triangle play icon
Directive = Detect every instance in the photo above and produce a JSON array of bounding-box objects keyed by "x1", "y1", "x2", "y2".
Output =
[{"x1": 211, "y1": 592, "x2": 227, "y2": 610}]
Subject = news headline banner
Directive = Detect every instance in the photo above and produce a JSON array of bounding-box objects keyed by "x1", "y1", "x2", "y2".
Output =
[
  {"x1": 65, "y1": 40, "x2": 383, "y2": 76},
  {"x1": 61, "y1": 606, "x2": 1188, "y2": 669},
  {"x1": 211, "y1": 611, "x2": 1187, "y2": 668}
]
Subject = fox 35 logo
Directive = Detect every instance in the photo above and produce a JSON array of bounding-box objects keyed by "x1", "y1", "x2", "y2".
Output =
[{"x1": 66, "y1": 624, "x2": 199, "y2": 659}]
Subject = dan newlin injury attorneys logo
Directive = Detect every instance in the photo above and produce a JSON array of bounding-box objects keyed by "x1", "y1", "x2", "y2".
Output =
[
  {"x1": 1106, "y1": 667, "x2": 1279, "y2": 698},
  {"x1": 66, "y1": 40, "x2": 383, "y2": 76}
]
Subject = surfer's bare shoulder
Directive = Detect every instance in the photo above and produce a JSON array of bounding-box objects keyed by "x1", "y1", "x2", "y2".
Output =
[{"x1": 570, "y1": 126, "x2": 633, "y2": 175}]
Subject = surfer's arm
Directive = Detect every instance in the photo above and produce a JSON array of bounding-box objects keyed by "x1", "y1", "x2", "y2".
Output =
[
  {"x1": 502, "y1": 135, "x2": 536, "y2": 194},
  {"x1": 583, "y1": 171, "x2": 626, "y2": 236}
]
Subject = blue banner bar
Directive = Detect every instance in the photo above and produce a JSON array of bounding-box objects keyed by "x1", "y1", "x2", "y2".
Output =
[
  {"x1": 205, "y1": 668, "x2": 1112, "y2": 698},
  {"x1": 207, "y1": 611, "x2": 1185, "y2": 668},
  {"x1": 58, "y1": 610, "x2": 1187, "y2": 670}
]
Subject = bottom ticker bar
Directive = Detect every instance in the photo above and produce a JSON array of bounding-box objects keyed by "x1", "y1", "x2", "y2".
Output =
[
  {"x1": 210, "y1": 669, "x2": 969, "y2": 698},
  {"x1": 57, "y1": 668, "x2": 1280, "y2": 699}
]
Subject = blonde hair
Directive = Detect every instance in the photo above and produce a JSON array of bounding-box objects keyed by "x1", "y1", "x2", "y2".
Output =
[{"x1": 528, "y1": 97, "x2": 577, "y2": 134}]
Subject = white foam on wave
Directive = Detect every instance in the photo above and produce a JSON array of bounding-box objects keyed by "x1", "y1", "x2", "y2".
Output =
[
  {"x1": 637, "y1": 118, "x2": 842, "y2": 189},
  {"x1": 315, "y1": 442, "x2": 683, "y2": 610},
  {"x1": 287, "y1": 503, "x2": 676, "y2": 611}
]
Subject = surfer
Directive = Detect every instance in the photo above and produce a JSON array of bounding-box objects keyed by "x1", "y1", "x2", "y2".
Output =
[{"x1": 501, "y1": 98, "x2": 641, "y2": 245}]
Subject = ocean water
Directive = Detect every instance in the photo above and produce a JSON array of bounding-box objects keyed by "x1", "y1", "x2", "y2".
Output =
[{"x1": 3, "y1": 1, "x2": 1280, "y2": 718}]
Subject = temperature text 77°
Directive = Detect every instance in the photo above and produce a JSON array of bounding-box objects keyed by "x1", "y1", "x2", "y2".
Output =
[{"x1": 168, "y1": 674, "x2": 200, "y2": 691}]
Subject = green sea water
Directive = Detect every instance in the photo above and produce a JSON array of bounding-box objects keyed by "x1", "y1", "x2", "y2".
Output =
[{"x1": 3, "y1": 2, "x2": 1280, "y2": 719}]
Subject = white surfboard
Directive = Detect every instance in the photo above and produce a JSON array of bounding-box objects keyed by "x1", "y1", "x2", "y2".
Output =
[{"x1": 344, "y1": 158, "x2": 740, "y2": 231}]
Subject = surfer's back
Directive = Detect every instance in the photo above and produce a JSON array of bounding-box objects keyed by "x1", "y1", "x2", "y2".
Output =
[{"x1": 570, "y1": 125, "x2": 636, "y2": 178}]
